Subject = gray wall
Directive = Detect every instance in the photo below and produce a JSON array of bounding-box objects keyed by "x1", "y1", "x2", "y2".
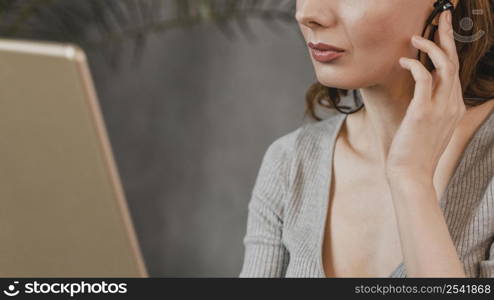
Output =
[{"x1": 88, "y1": 19, "x2": 316, "y2": 277}]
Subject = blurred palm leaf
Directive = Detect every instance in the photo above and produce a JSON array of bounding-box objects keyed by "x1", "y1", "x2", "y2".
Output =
[{"x1": 0, "y1": 0, "x2": 296, "y2": 65}]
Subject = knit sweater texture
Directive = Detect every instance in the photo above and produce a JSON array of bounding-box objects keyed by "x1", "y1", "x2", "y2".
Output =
[{"x1": 239, "y1": 110, "x2": 494, "y2": 277}]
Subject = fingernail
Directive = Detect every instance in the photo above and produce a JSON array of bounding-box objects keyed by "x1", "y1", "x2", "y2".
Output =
[
  {"x1": 446, "y1": 10, "x2": 452, "y2": 23},
  {"x1": 412, "y1": 35, "x2": 421, "y2": 43}
]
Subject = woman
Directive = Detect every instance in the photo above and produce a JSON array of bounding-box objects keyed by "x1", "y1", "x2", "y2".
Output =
[{"x1": 239, "y1": 0, "x2": 494, "y2": 277}]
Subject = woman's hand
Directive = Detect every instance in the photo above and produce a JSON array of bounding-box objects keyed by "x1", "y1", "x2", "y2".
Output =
[
  {"x1": 385, "y1": 9, "x2": 466, "y2": 181},
  {"x1": 382, "y1": 10, "x2": 466, "y2": 278}
]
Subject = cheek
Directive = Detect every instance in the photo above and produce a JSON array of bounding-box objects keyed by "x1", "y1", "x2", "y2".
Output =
[
  {"x1": 347, "y1": 10, "x2": 420, "y2": 77},
  {"x1": 350, "y1": 11, "x2": 412, "y2": 54}
]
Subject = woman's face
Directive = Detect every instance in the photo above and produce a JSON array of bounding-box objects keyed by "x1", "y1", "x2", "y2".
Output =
[{"x1": 296, "y1": 0, "x2": 436, "y2": 90}]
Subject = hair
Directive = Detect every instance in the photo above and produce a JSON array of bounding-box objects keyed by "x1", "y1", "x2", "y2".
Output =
[{"x1": 305, "y1": 0, "x2": 494, "y2": 121}]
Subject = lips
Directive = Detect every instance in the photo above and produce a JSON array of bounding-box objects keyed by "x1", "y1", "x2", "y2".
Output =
[{"x1": 308, "y1": 42, "x2": 345, "y2": 63}]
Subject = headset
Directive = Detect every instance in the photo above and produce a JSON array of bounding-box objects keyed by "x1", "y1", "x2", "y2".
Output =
[
  {"x1": 419, "y1": 0, "x2": 455, "y2": 64},
  {"x1": 331, "y1": 0, "x2": 455, "y2": 115}
]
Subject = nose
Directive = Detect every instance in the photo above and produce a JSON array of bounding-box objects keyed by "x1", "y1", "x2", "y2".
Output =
[{"x1": 295, "y1": 0, "x2": 336, "y2": 29}]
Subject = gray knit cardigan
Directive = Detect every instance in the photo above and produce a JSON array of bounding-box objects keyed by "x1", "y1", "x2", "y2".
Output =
[{"x1": 239, "y1": 110, "x2": 494, "y2": 277}]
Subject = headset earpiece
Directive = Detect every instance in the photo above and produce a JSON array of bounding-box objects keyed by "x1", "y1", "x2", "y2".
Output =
[{"x1": 431, "y1": 0, "x2": 455, "y2": 26}]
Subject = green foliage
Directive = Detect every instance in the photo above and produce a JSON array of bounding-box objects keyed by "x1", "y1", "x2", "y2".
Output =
[{"x1": 0, "y1": 0, "x2": 296, "y2": 47}]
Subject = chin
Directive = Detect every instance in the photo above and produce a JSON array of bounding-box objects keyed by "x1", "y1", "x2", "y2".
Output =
[
  {"x1": 316, "y1": 77, "x2": 360, "y2": 90},
  {"x1": 314, "y1": 68, "x2": 373, "y2": 90}
]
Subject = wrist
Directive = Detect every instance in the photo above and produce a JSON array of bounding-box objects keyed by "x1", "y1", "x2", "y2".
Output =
[
  {"x1": 385, "y1": 169, "x2": 434, "y2": 188},
  {"x1": 386, "y1": 173, "x2": 436, "y2": 205},
  {"x1": 385, "y1": 164, "x2": 432, "y2": 180}
]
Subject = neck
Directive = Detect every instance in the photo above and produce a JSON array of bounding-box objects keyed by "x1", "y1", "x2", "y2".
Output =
[{"x1": 343, "y1": 71, "x2": 415, "y2": 166}]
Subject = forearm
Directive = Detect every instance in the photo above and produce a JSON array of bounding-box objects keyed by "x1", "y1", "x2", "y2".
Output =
[{"x1": 387, "y1": 174, "x2": 466, "y2": 277}]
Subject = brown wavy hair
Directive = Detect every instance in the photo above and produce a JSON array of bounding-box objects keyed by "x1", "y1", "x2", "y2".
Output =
[{"x1": 305, "y1": 0, "x2": 494, "y2": 121}]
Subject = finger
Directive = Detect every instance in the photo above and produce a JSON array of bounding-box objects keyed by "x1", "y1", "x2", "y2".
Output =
[
  {"x1": 399, "y1": 57, "x2": 433, "y2": 106},
  {"x1": 411, "y1": 35, "x2": 456, "y2": 78},
  {"x1": 411, "y1": 35, "x2": 456, "y2": 99},
  {"x1": 438, "y1": 10, "x2": 460, "y2": 69}
]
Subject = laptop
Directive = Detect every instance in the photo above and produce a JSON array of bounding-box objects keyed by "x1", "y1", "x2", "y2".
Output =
[{"x1": 0, "y1": 39, "x2": 148, "y2": 277}]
